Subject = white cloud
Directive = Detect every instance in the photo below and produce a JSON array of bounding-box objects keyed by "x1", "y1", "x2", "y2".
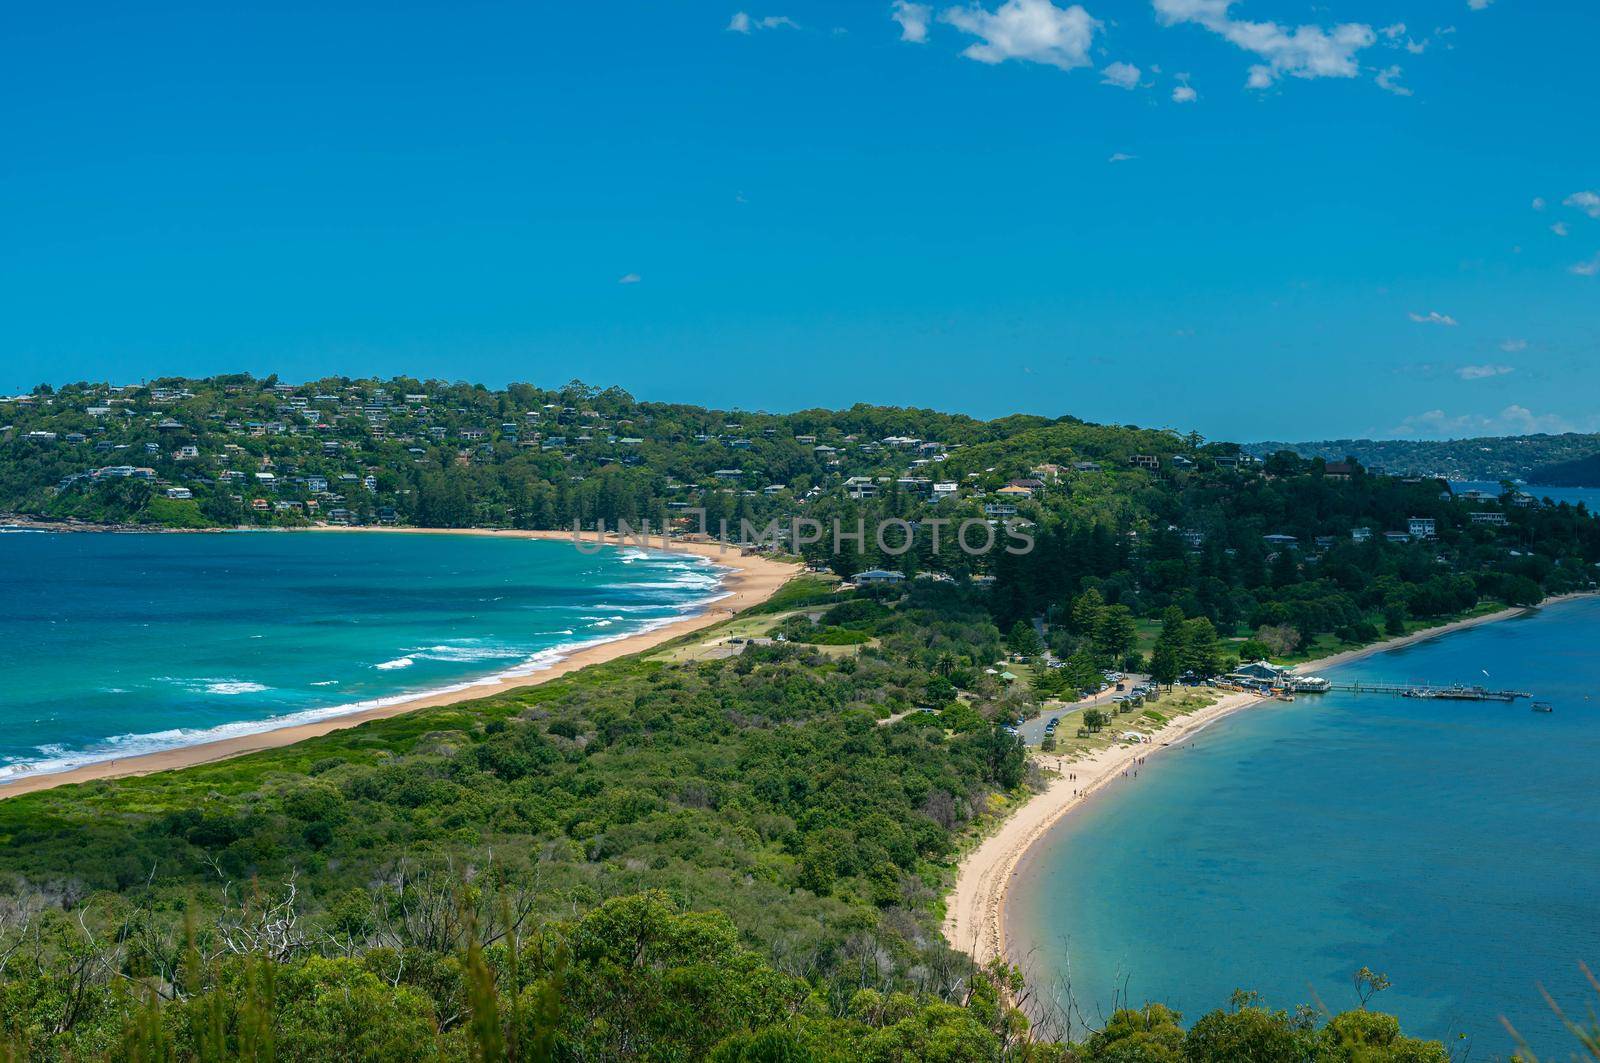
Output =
[
  {"x1": 1552, "y1": 222, "x2": 1570, "y2": 237},
  {"x1": 1152, "y1": 0, "x2": 1377, "y2": 90},
  {"x1": 1101, "y1": 60, "x2": 1142, "y2": 88},
  {"x1": 1171, "y1": 74, "x2": 1198, "y2": 102},
  {"x1": 891, "y1": 1, "x2": 932, "y2": 42},
  {"x1": 618, "y1": 273, "x2": 642, "y2": 284},
  {"x1": 939, "y1": 0, "x2": 1100, "y2": 71},
  {"x1": 1572, "y1": 254, "x2": 1600, "y2": 277},
  {"x1": 1466, "y1": 0, "x2": 1492, "y2": 9},
  {"x1": 1409, "y1": 310, "x2": 1459, "y2": 326},
  {"x1": 729, "y1": 11, "x2": 797, "y2": 32},
  {"x1": 1532, "y1": 197, "x2": 1547, "y2": 211},
  {"x1": 1380, "y1": 23, "x2": 1434, "y2": 54},
  {"x1": 1375, "y1": 66, "x2": 1412, "y2": 96},
  {"x1": 1108, "y1": 151, "x2": 1138, "y2": 162},
  {"x1": 1564, "y1": 191, "x2": 1600, "y2": 219},
  {"x1": 1500, "y1": 338, "x2": 1528, "y2": 353},
  {"x1": 1393, "y1": 405, "x2": 1596, "y2": 438},
  {"x1": 1457, "y1": 364, "x2": 1515, "y2": 380}
]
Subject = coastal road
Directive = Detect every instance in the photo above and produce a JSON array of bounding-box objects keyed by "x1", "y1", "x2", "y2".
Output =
[{"x1": 1015, "y1": 675, "x2": 1150, "y2": 746}]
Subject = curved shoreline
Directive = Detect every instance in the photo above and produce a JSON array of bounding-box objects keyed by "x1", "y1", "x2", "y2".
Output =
[
  {"x1": 0, "y1": 528, "x2": 796, "y2": 798},
  {"x1": 942, "y1": 592, "x2": 1596, "y2": 968}
]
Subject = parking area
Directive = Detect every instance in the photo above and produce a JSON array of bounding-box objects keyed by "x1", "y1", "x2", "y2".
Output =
[{"x1": 1014, "y1": 674, "x2": 1154, "y2": 746}]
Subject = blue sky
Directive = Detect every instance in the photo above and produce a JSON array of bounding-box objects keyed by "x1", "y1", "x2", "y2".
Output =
[{"x1": 3, "y1": 0, "x2": 1598, "y2": 441}]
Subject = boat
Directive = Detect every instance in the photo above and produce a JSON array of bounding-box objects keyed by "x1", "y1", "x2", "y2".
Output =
[{"x1": 1531, "y1": 701, "x2": 1554, "y2": 714}]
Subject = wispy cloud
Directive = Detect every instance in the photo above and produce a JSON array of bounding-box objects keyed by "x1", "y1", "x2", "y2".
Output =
[
  {"x1": 1466, "y1": 0, "x2": 1492, "y2": 10},
  {"x1": 1551, "y1": 222, "x2": 1570, "y2": 237},
  {"x1": 1500, "y1": 338, "x2": 1528, "y2": 353},
  {"x1": 728, "y1": 11, "x2": 798, "y2": 33},
  {"x1": 891, "y1": 1, "x2": 932, "y2": 42},
  {"x1": 1379, "y1": 22, "x2": 1431, "y2": 54},
  {"x1": 1101, "y1": 61, "x2": 1142, "y2": 89},
  {"x1": 1409, "y1": 310, "x2": 1458, "y2": 326},
  {"x1": 1532, "y1": 197, "x2": 1547, "y2": 211},
  {"x1": 618, "y1": 273, "x2": 642, "y2": 285},
  {"x1": 1564, "y1": 191, "x2": 1600, "y2": 219},
  {"x1": 1572, "y1": 254, "x2": 1600, "y2": 278},
  {"x1": 940, "y1": 0, "x2": 1100, "y2": 71},
  {"x1": 1375, "y1": 65, "x2": 1412, "y2": 96},
  {"x1": 1457, "y1": 364, "x2": 1514, "y2": 380},
  {"x1": 1171, "y1": 73, "x2": 1197, "y2": 102},
  {"x1": 1151, "y1": 0, "x2": 1378, "y2": 90},
  {"x1": 1393, "y1": 405, "x2": 1596, "y2": 438},
  {"x1": 1108, "y1": 151, "x2": 1138, "y2": 163}
]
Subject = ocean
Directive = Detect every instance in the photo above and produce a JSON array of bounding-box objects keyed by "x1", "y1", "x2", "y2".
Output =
[
  {"x1": 1007, "y1": 595, "x2": 1600, "y2": 1057},
  {"x1": 0, "y1": 531, "x2": 726, "y2": 783}
]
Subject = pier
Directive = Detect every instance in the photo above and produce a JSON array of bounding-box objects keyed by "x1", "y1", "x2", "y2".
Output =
[{"x1": 1320, "y1": 681, "x2": 1532, "y2": 702}]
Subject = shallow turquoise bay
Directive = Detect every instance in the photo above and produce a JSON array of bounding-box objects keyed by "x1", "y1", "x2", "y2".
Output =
[
  {"x1": 1007, "y1": 596, "x2": 1600, "y2": 1056},
  {"x1": 0, "y1": 531, "x2": 724, "y2": 781}
]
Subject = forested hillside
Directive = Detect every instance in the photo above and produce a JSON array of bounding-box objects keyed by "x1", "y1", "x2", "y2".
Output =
[
  {"x1": 1529, "y1": 451, "x2": 1600, "y2": 487},
  {"x1": 1244, "y1": 432, "x2": 1600, "y2": 482}
]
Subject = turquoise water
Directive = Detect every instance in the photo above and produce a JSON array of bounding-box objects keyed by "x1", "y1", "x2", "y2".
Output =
[
  {"x1": 1008, "y1": 596, "x2": 1600, "y2": 1056},
  {"x1": 0, "y1": 531, "x2": 725, "y2": 782}
]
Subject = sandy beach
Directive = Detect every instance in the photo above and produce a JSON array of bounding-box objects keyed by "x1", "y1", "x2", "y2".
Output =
[
  {"x1": 942, "y1": 591, "x2": 1596, "y2": 967},
  {"x1": 0, "y1": 528, "x2": 796, "y2": 799}
]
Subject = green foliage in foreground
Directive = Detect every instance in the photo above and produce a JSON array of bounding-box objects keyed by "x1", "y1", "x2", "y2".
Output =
[{"x1": 0, "y1": 889, "x2": 1451, "y2": 1062}]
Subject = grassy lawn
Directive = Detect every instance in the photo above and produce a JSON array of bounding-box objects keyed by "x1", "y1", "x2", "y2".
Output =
[
  {"x1": 651, "y1": 606, "x2": 871, "y2": 663},
  {"x1": 1038, "y1": 687, "x2": 1224, "y2": 762}
]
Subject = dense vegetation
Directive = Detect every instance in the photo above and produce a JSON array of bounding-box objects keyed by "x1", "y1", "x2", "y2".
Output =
[
  {"x1": 1244, "y1": 432, "x2": 1600, "y2": 482},
  {"x1": 0, "y1": 582, "x2": 1453, "y2": 1060},
  {"x1": 4, "y1": 375, "x2": 1599, "y2": 1058},
  {"x1": 1529, "y1": 452, "x2": 1600, "y2": 487}
]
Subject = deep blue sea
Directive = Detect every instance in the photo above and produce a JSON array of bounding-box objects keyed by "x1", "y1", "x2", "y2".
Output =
[
  {"x1": 0, "y1": 531, "x2": 724, "y2": 782},
  {"x1": 1008, "y1": 595, "x2": 1600, "y2": 1059}
]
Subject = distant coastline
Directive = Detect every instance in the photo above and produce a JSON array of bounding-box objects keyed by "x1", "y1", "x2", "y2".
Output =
[
  {"x1": 942, "y1": 591, "x2": 1598, "y2": 968},
  {"x1": 0, "y1": 528, "x2": 796, "y2": 798}
]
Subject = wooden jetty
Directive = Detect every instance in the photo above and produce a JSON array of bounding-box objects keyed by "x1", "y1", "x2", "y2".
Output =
[{"x1": 1321, "y1": 680, "x2": 1532, "y2": 702}]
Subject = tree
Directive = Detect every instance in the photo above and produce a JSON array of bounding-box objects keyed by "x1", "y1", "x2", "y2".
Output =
[
  {"x1": 923, "y1": 675, "x2": 957, "y2": 708},
  {"x1": 1183, "y1": 1004, "x2": 1306, "y2": 1063},
  {"x1": 1181, "y1": 617, "x2": 1220, "y2": 676},
  {"x1": 1094, "y1": 605, "x2": 1138, "y2": 662},
  {"x1": 1255, "y1": 624, "x2": 1301, "y2": 657},
  {"x1": 1353, "y1": 966, "x2": 1392, "y2": 1009},
  {"x1": 1070, "y1": 588, "x2": 1107, "y2": 635},
  {"x1": 1082, "y1": 1004, "x2": 1184, "y2": 1061},
  {"x1": 1237, "y1": 638, "x2": 1271, "y2": 662},
  {"x1": 1006, "y1": 620, "x2": 1043, "y2": 658},
  {"x1": 1063, "y1": 651, "x2": 1103, "y2": 695},
  {"x1": 1083, "y1": 708, "x2": 1107, "y2": 733}
]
